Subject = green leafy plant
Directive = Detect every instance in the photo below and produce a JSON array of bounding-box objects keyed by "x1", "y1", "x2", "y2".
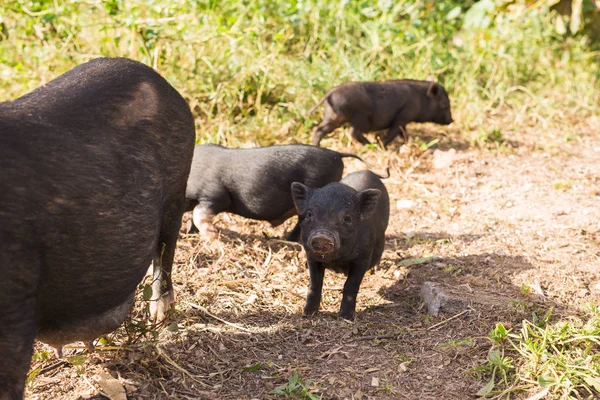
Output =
[
  {"x1": 476, "y1": 307, "x2": 600, "y2": 398},
  {"x1": 270, "y1": 370, "x2": 321, "y2": 399}
]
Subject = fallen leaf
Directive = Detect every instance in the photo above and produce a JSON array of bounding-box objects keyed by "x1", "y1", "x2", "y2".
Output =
[
  {"x1": 524, "y1": 387, "x2": 550, "y2": 400},
  {"x1": 98, "y1": 372, "x2": 127, "y2": 400},
  {"x1": 476, "y1": 377, "x2": 494, "y2": 397},
  {"x1": 398, "y1": 362, "x2": 408, "y2": 373}
]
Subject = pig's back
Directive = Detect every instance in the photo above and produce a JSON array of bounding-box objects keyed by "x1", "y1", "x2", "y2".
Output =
[
  {"x1": 340, "y1": 170, "x2": 390, "y2": 232},
  {"x1": 223, "y1": 145, "x2": 345, "y2": 220}
]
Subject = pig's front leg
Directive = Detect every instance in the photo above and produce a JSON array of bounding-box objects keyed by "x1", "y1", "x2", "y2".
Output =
[
  {"x1": 304, "y1": 258, "x2": 325, "y2": 315},
  {"x1": 339, "y1": 259, "x2": 370, "y2": 320},
  {"x1": 382, "y1": 114, "x2": 408, "y2": 147}
]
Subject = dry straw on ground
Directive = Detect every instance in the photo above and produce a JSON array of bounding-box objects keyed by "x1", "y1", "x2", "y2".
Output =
[{"x1": 24, "y1": 114, "x2": 600, "y2": 400}]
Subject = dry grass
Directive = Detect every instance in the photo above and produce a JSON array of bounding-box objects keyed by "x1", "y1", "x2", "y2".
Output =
[{"x1": 23, "y1": 114, "x2": 600, "y2": 399}]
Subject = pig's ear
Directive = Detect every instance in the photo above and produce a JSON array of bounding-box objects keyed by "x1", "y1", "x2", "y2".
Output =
[
  {"x1": 291, "y1": 182, "x2": 311, "y2": 214},
  {"x1": 427, "y1": 82, "x2": 440, "y2": 98},
  {"x1": 357, "y1": 189, "x2": 381, "y2": 220}
]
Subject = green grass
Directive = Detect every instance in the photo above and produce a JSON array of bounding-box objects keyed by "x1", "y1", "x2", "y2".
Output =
[
  {"x1": 554, "y1": 181, "x2": 573, "y2": 190},
  {"x1": 476, "y1": 305, "x2": 600, "y2": 399},
  {"x1": 2, "y1": 2, "x2": 600, "y2": 398},
  {"x1": 1, "y1": 0, "x2": 599, "y2": 147}
]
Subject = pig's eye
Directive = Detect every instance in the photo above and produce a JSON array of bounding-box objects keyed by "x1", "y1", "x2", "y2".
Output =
[
  {"x1": 306, "y1": 211, "x2": 313, "y2": 219},
  {"x1": 343, "y1": 215, "x2": 352, "y2": 225}
]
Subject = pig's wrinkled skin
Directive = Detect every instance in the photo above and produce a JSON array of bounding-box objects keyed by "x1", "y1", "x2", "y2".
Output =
[
  {"x1": 0, "y1": 57, "x2": 194, "y2": 399},
  {"x1": 185, "y1": 144, "x2": 368, "y2": 242},
  {"x1": 309, "y1": 79, "x2": 453, "y2": 147},
  {"x1": 291, "y1": 170, "x2": 390, "y2": 320}
]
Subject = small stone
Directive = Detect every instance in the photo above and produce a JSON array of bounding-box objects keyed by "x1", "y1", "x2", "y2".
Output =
[
  {"x1": 421, "y1": 282, "x2": 450, "y2": 317},
  {"x1": 432, "y1": 148, "x2": 457, "y2": 170},
  {"x1": 420, "y1": 281, "x2": 510, "y2": 316},
  {"x1": 371, "y1": 377, "x2": 379, "y2": 387},
  {"x1": 396, "y1": 199, "x2": 416, "y2": 210}
]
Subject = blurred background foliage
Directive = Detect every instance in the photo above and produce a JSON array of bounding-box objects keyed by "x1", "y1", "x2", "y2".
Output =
[{"x1": 0, "y1": 0, "x2": 598, "y2": 145}]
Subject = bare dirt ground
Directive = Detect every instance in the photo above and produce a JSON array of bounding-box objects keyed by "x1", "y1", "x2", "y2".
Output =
[{"x1": 25, "y1": 115, "x2": 600, "y2": 400}]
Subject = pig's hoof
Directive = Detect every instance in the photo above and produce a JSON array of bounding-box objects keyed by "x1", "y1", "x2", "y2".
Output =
[
  {"x1": 338, "y1": 311, "x2": 355, "y2": 321},
  {"x1": 149, "y1": 291, "x2": 175, "y2": 323},
  {"x1": 199, "y1": 224, "x2": 219, "y2": 240},
  {"x1": 303, "y1": 308, "x2": 319, "y2": 316},
  {"x1": 53, "y1": 346, "x2": 64, "y2": 359},
  {"x1": 185, "y1": 219, "x2": 199, "y2": 234},
  {"x1": 85, "y1": 340, "x2": 95, "y2": 353}
]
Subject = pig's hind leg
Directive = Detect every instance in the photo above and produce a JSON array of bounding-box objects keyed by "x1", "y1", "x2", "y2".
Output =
[
  {"x1": 311, "y1": 102, "x2": 345, "y2": 146},
  {"x1": 311, "y1": 120, "x2": 343, "y2": 147},
  {"x1": 286, "y1": 219, "x2": 302, "y2": 242},
  {"x1": 192, "y1": 203, "x2": 222, "y2": 240},
  {"x1": 381, "y1": 115, "x2": 408, "y2": 147},
  {"x1": 0, "y1": 246, "x2": 39, "y2": 399},
  {"x1": 349, "y1": 114, "x2": 372, "y2": 145},
  {"x1": 268, "y1": 209, "x2": 300, "y2": 242},
  {"x1": 190, "y1": 186, "x2": 231, "y2": 240},
  {"x1": 149, "y1": 196, "x2": 186, "y2": 322},
  {"x1": 0, "y1": 300, "x2": 36, "y2": 399}
]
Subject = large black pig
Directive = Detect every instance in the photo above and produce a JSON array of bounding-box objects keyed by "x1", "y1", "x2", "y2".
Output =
[
  {"x1": 309, "y1": 79, "x2": 453, "y2": 148},
  {"x1": 185, "y1": 144, "x2": 369, "y2": 241},
  {"x1": 291, "y1": 170, "x2": 389, "y2": 320},
  {"x1": 0, "y1": 57, "x2": 194, "y2": 399}
]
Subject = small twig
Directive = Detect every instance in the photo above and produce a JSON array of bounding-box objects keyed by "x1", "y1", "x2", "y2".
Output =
[
  {"x1": 206, "y1": 344, "x2": 227, "y2": 363},
  {"x1": 427, "y1": 309, "x2": 471, "y2": 331},
  {"x1": 63, "y1": 344, "x2": 134, "y2": 352},
  {"x1": 268, "y1": 238, "x2": 304, "y2": 248},
  {"x1": 37, "y1": 360, "x2": 68, "y2": 376},
  {"x1": 91, "y1": 345, "x2": 134, "y2": 352},
  {"x1": 220, "y1": 278, "x2": 251, "y2": 286},
  {"x1": 155, "y1": 344, "x2": 213, "y2": 388},
  {"x1": 183, "y1": 301, "x2": 253, "y2": 333}
]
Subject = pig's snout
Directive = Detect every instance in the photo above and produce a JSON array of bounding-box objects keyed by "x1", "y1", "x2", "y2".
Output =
[
  {"x1": 443, "y1": 113, "x2": 453, "y2": 125},
  {"x1": 309, "y1": 232, "x2": 337, "y2": 255}
]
